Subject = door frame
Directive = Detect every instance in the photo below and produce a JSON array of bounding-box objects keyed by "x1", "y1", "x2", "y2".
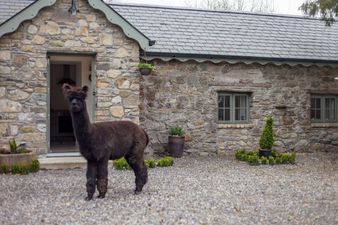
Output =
[{"x1": 46, "y1": 52, "x2": 97, "y2": 155}]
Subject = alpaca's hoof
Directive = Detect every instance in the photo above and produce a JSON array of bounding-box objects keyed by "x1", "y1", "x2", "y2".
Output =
[
  {"x1": 85, "y1": 196, "x2": 93, "y2": 201},
  {"x1": 134, "y1": 190, "x2": 142, "y2": 195},
  {"x1": 97, "y1": 194, "x2": 106, "y2": 199}
]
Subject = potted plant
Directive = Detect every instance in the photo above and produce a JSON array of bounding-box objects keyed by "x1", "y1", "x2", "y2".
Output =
[
  {"x1": 137, "y1": 63, "x2": 155, "y2": 75},
  {"x1": 0, "y1": 139, "x2": 38, "y2": 174},
  {"x1": 259, "y1": 115, "x2": 274, "y2": 158},
  {"x1": 168, "y1": 127, "x2": 185, "y2": 158}
]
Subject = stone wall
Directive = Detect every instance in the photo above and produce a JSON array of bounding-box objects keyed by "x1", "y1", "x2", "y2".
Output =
[
  {"x1": 0, "y1": 0, "x2": 139, "y2": 154},
  {"x1": 140, "y1": 60, "x2": 338, "y2": 156}
]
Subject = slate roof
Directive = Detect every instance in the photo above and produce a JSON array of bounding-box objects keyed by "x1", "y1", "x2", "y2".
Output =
[
  {"x1": 0, "y1": 0, "x2": 34, "y2": 24},
  {"x1": 1, "y1": 1, "x2": 337, "y2": 64},
  {"x1": 111, "y1": 4, "x2": 338, "y2": 63}
]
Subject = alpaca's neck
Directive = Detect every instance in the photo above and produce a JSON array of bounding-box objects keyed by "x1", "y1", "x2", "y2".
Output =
[{"x1": 71, "y1": 110, "x2": 92, "y2": 144}]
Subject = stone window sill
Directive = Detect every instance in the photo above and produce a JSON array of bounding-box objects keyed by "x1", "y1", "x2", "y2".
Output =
[
  {"x1": 311, "y1": 123, "x2": 338, "y2": 128},
  {"x1": 218, "y1": 124, "x2": 254, "y2": 129}
]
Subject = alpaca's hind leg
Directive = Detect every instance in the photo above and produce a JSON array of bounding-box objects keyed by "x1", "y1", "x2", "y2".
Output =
[
  {"x1": 125, "y1": 154, "x2": 148, "y2": 194},
  {"x1": 85, "y1": 160, "x2": 97, "y2": 201},
  {"x1": 97, "y1": 159, "x2": 108, "y2": 199}
]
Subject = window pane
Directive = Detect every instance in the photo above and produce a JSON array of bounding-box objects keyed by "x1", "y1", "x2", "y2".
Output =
[
  {"x1": 311, "y1": 97, "x2": 321, "y2": 120},
  {"x1": 224, "y1": 96, "x2": 230, "y2": 107},
  {"x1": 218, "y1": 95, "x2": 224, "y2": 108},
  {"x1": 324, "y1": 97, "x2": 336, "y2": 121},
  {"x1": 218, "y1": 109, "x2": 224, "y2": 121},
  {"x1": 235, "y1": 95, "x2": 247, "y2": 121},
  {"x1": 224, "y1": 109, "x2": 230, "y2": 121}
]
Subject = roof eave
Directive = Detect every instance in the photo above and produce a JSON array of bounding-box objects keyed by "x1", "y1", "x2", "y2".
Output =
[
  {"x1": 0, "y1": 0, "x2": 155, "y2": 50},
  {"x1": 141, "y1": 52, "x2": 338, "y2": 68},
  {"x1": 0, "y1": 0, "x2": 56, "y2": 38}
]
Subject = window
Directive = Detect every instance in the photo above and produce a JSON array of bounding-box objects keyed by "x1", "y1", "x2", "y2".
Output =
[
  {"x1": 218, "y1": 93, "x2": 249, "y2": 123},
  {"x1": 311, "y1": 95, "x2": 338, "y2": 122}
]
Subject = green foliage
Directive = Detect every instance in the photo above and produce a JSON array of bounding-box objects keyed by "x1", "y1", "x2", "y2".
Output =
[
  {"x1": 137, "y1": 63, "x2": 155, "y2": 70},
  {"x1": 30, "y1": 160, "x2": 40, "y2": 172},
  {"x1": 271, "y1": 149, "x2": 277, "y2": 158},
  {"x1": 235, "y1": 149, "x2": 296, "y2": 166},
  {"x1": 247, "y1": 155, "x2": 260, "y2": 165},
  {"x1": 8, "y1": 139, "x2": 29, "y2": 154},
  {"x1": 169, "y1": 127, "x2": 185, "y2": 137},
  {"x1": 235, "y1": 149, "x2": 246, "y2": 160},
  {"x1": 261, "y1": 156, "x2": 268, "y2": 165},
  {"x1": 300, "y1": 0, "x2": 338, "y2": 26},
  {"x1": 259, "y1": 116, "x2": 274, "y2": 150},
  {"x1": 145, "y1": 159, "x2": 157, "y2": 168},
  {"x1": 0, "y1": 164, "x2": 10, "y2": 173},
  {"x1": 157, "y1": 156, "x2": 174, "y2": 167},
  {"x1": 275, "y1": 156, "x2": 282, "y2": 164},
  {"x1": 0, "y1": 160, "x2": 39, "y2": 175},
  {"x1": 113, "y1": 156, "x2": 174, "y2": 170},
  {"x1": 113, "y1": 158, "x2": 131, "y2": 170}
]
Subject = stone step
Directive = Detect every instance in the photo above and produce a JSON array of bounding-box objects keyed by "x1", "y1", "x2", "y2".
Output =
[
  {"x1": 38, "y1": 157, "x2": 86, "y2": 170},
  {"x1": 38, "y1": 157, "x2": 115, "y2": 170}
]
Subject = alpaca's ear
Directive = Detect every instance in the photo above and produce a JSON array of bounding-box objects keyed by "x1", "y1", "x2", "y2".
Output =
[
  {"x1": 62, "y1": 83, "x2": 72, "y2": 96},
  {"x1": 82, "y1": 86, "x2": 89, "y2": 93}
]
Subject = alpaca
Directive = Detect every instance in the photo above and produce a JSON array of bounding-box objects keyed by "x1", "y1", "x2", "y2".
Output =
[{"x1": 62, "y1": 84, "x2": 148, "y2": 201}]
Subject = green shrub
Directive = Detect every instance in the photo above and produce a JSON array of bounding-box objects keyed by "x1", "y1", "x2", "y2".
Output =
[
  {"x1": 0, "y1": 164, "x2": 10, "y2": 174},
  {"x1": 145, "y1": 159, "x2": 157, "y2": 168},
  {"x1": 169, "y1": 127, "x2": 185, "y2": 137},
  {"x1": 30, "y1": 160, "x2": 40, "y2": 172},
  {"x1": 11, "y1": 165, "x2": 29, "y2": 175},
  {"x1": 261, "y1": 156, "x2": 268, "y2": 164},
  {"x1": 235, "y1": 149, "x2": 246, "y2": 160},
  {"x1": 275, "y1": 156, "x2": 282, "y2": 164},
  {"x1": 113, "y1": 158, "x2": 131, "y2": 170},
  {"x1": 157, "y1": 156, "x2": 174, "y2": 167},
  {"x1": 248, "y1": 155, "x2": 260, "y2": 165},
  {"x1": 137, "y1": 63, "x2": 155, "y2": 70},
  {"x1": 259, "y1": 116, "x2": 274, "y2": 149},
  {"x1": 269, "y1": 156, "x2": 275, "y2": 165},
  {"x1": 280, "y1": 153, "x2": 290, "y2": 164},
  {"x1": 271, "y1": 149, "x2": 278, "y2": 158},
  {"x1": 289, "y1": 151, "x2": 296, "y2": 164},
  {"x1": 8, "y1": 138, "x2": 29, "y2": 154}
]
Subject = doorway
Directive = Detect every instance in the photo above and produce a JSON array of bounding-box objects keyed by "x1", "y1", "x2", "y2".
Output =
[{"x1": 48, "y1": 54, "x2": 95, "y2": 153}]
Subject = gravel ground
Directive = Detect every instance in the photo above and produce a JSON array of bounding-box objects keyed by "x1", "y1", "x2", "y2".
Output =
[{"x1": 0, "y1": 153, "x2": 337, "y2": 225}]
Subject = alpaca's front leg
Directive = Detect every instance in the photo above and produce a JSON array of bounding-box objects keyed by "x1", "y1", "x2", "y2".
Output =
[
  {"x1": 85, "y1": 160, "x2": 97, "y2": 201},
  {"x1": 97, "y1": 159, "x2": 108, "y2": 199}
]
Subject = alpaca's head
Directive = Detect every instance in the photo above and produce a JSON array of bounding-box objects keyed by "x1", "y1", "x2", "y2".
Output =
[{"x1": 62, "y1": 84, "x2": 88, "y2": 113}]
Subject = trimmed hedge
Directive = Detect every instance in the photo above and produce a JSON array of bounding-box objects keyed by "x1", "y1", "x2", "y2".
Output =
[
  {"x1": 113, "y1": 156, "x2": 174, "y2": 170},
  {"x1": 235, "y1": 149, "x2": 296, "y2": 166}
]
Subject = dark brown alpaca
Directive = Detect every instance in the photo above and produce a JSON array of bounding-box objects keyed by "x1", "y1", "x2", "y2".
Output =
[{"x1": 62, "y1": 84, "x2": 148, "y2": 201}]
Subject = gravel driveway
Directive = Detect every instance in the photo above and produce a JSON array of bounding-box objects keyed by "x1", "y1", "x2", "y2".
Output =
[{"x1": 0, "y1": 153, "x2": 337, "y2": 225}]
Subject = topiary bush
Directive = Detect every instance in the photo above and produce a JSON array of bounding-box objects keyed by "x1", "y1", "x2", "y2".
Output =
[
  {"x1": 145, "y1": 159, "x2": 157, "y2": 168},
  {"x1": 157, "y1": 156, "x2": 174, "y2": 167},
  {"x1": 113, "y1": 156, "x2": 174, "y2": 170},
  {"x1": 235, "y1": 149, "x2": 296, "y2": 166},
  {"x1": 259, "y1": 116, "x2": 274, "y2": 150},
  {"x1": 261, "y1": 156, "x2": 268, "y2": 164},
  {"x1": 269, "y1": 156, "x2": 275, "y2": 165}
]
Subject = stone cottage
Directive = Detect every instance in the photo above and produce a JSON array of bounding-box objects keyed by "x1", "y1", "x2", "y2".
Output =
[{"x1": 0, "y1": 0, "x2": 337, "y2": 157}]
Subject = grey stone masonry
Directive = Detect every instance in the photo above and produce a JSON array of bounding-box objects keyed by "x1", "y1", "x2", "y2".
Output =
[
  {"x1": 0, "y1": 0, "x2": 140, "y2": 154},
  {"x1": 140, "y1": 60, "x2": 338, "y2": 156}
]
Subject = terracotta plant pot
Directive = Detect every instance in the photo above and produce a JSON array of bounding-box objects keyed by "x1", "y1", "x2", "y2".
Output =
[
  {"x1": 0, "y1": 151, "x2": 36, "y2": 167},
  {"x1": 168, "y1": 136, "x2": 185, "y2": 158},
  {"x1": 259, "y1": 149, "x2": 271, "y2": 158},
  {"x1": 139, "y1": 68, "x2": 152, "y2": 75}
]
